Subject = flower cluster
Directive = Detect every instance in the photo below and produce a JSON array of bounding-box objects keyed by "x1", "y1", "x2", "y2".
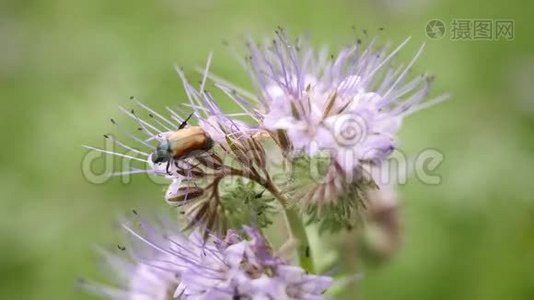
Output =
[
  {"x1": 85, "y1": 64, "x2": 276, "y2": 234},
  {"x1": 243, "y1": 30, "x2": 441, "y2": 203},
  {"x1": 83, "y1": 218, "x2": 331, "y2": 299},
  {"x1": 83, "y1": 29, "x2": 442, "y2": 299}
]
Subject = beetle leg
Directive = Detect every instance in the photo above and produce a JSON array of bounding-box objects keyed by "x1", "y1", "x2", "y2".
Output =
[{"x1": 166, "y1": 160, "x2": 172, "y2": 175}]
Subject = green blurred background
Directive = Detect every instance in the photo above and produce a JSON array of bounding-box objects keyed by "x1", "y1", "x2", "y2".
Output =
[{"x1": 1, "y1": 0, "x2": 533, "y2": 299}]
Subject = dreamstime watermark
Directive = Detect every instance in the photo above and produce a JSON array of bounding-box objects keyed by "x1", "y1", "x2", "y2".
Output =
[
  {"x1": 81, "y1": 144, "x2": 445, "y2": 187},
  {"x1": 82, "y1": 134, "x2": 445, "y2": 188},
  {"x1": 332, "y1": 114, "x2": 368, "y2": 147},
  {"x1": 425, "y1": 18, "x2": 514, "y2": 41},
  {"x1": 81, "y1": 135, "x2": 169, "y2": 186},
  {"x1": 275, "y1": 146, "x2": 445, "y2": 187}
]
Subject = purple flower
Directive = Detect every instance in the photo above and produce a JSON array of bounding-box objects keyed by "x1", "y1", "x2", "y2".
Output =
[
  {"x1": 196, "y1": 30, "x2": 446, "y2": 227},
  {"x1": 79, "y1": 222, "x2": 182, "y2": 299},
  {"x1": 220, "y1": 29, "x2": 447, "y2": 177},
  {"x1": 83, "y1": 217, "x2": 333, "y2": 299},
  {"x1": 83, "y1": 29, "x2": 445, "y2": 230}
]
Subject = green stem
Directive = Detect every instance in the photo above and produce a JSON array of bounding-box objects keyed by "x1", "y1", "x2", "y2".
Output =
[
  {"x1": 284, "y1": 207, "x2": 314, "y2": 273},
  {"x1": 262, "y1": 181, "x2": 315, "y2": 273}
]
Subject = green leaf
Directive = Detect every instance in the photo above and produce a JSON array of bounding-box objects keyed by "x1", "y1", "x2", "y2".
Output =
[{"x1": 220, "y1": 178, "x2": 276, "y2": 229}]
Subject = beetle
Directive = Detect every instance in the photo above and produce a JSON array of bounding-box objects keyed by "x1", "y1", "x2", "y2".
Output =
[{"x1": 151, "y1": 113, "x2": 213, "y2": 174}]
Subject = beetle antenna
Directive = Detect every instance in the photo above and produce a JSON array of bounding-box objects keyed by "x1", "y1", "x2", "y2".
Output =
[{"x1": 178, "y1": 113, "x2": 194, "y2": 130}]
